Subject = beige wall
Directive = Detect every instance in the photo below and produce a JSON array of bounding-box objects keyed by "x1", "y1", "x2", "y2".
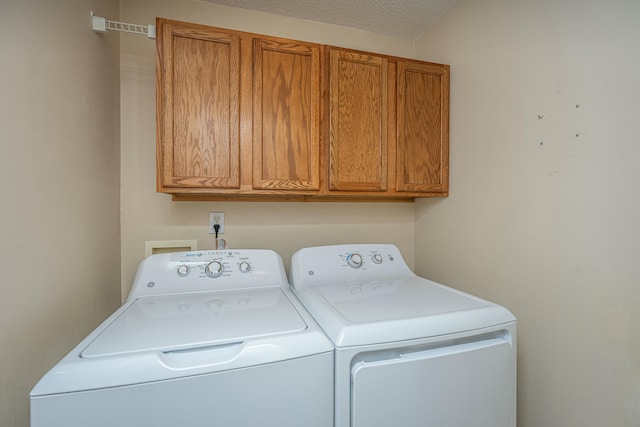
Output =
[
  {"x1": 0, "y1": 0, "x2": 121, "y2": 426},
  {"x1": 12, "y1": 1, "x2": 636, "y2": 426},
  {"x1": 119, "y1": 0, "x2": 417, "y2": 297},
  {"x1": 414, "y1": 0, "x2": 640, "y2": 425}
]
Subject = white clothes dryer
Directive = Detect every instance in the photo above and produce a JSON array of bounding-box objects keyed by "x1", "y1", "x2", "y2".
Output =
[
  {"x1": 31, "y1": 249, "x2": 334, "y2": 427},
  {"x1": 290, "y1": 244, "x2": 517, "y2": 427}
]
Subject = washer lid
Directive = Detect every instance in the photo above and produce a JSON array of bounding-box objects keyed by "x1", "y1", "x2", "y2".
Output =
[{"x1": 82, "y1": 287, "x2": 306, "y2": 358}]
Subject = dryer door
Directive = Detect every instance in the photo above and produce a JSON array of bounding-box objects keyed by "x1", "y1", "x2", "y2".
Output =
[{"x1": 351, "y1": 337, "x2": 514, "y2": 427}]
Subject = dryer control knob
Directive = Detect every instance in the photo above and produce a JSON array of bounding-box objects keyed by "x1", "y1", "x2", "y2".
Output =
[
  {"x1": 372, "y1": 253, "x2": 383, "y2": 264},
  {"x1": 205, "y1": 260, "x2": 224, "y2": 278},
  {"x1": 346, "y1": 253, "x2": 363, "y2": 269}
]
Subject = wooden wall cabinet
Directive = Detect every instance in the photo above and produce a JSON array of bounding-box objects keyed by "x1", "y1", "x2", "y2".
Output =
[
  {"x1": 156, "y1": 18, "x2": 449, "y2": 201},
  {"x1": 325, "y1": 47, "x2": 449, "y2": 199},
  {"x1": 156, "y1": 21, "x2": 241, "y2": 190},
  {"x1": 327, "y1": 48, "x2": 388, "y2": 192},
  {"x1": 252, "y1": 38, "x2": 321, "y2": 192},
  {"x1": 396, "y1": 60, "x2": 449, "y2": 194},
  {"x1": 156, "y1": 18, "x2": 320, "y2": 198}
]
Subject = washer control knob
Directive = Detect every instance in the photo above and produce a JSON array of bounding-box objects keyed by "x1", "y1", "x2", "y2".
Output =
[
  {"x1": 176, "y1": 264, "x2": 190, "y2": 277},
  {"x1": 346, "y1": 253, "x2": 363, "y2": 269},
  {"x1": 372, "y1": 253, "x2": 383, "y2": 264},
  {"x1": 238, "y1": 261, "x2": 251, "y2": 273},
  {"x1": 205, "y1": 261, "x2": 224, "y2": 278}
]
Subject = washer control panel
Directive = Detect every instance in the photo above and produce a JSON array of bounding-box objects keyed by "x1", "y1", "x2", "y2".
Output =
[
  {"x1": 127, "y1": 249, "x2": 287, "y2": 300},
  {"x1": 171, "y1": 251, "x2": 259, "y2": 280}
]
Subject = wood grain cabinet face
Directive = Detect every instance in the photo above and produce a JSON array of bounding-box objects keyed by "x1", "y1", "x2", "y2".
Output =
[
  {"x1": 157, "y1": 19, "x2": 241, "y2": 190},
  {"x1": 326, "y1": 49, "x2": 449, "y2": 197},
  {"x1": 328, "y1": 49, "x2": 388, "y2": 192},
  {"x1": 396, "y1": 61, "x2": 449, "y2": 193},
  {"x1": 156, "y1": 18, "x2": 449, "y2": 201},
  {"x1": 253, "y1": 39, "x2": 320, "y2": 191}
]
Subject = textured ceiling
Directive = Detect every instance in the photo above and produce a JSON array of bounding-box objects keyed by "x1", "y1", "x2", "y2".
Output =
[{"x1": 197, "y1": 0, "x2": 457, "y2": 40}]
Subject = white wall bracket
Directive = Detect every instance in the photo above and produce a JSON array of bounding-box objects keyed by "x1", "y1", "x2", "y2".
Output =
[{"x1": 91, "y1": 11, "x2": 156, "y2": 39}]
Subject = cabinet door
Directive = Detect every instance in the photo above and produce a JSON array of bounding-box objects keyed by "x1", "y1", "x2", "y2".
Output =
[
  {"x1": 157, "y1": 20, "x2": 241, "y2": 189},
  {"x1": 252, "y1": 38, "x2": 320, "y2": 191},
  {"x1": 396, "y1": 61, "x2": 449, "y2": 193},
  {"x1": 328, "y1": 49, "x2": 388, "y2": 192}
]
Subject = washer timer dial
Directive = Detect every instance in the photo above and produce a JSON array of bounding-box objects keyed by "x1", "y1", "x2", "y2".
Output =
[{"x1": 205, "y1": 260, "x2": 224, "y2": 278}]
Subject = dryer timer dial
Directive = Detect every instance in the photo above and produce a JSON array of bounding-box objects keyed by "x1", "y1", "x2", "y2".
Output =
[{"x1": 346, "y1": 253, "x2": 363, "y2": 269}]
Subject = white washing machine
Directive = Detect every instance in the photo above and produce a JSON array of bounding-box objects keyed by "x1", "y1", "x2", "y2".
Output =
[
  {"x1": 290, "y1": 244, "x2": 517, "y2": 427},
  {"x1": 31, "y1": 249, "x2": 334, "y2": 427}
]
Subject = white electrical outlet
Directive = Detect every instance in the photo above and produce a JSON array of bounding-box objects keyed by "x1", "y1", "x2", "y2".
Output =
[{"x1": 209, "y1": 212, "x2": 225, "y2": 234}]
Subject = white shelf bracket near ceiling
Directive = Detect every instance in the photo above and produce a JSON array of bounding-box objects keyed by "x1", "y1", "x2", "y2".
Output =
[{"x1": 91, "y1": 11, "x2": 156, "y2": 39}]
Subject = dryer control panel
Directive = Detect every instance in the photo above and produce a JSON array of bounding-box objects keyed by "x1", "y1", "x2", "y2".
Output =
[
  {"x1": 127, "y1": 249, "x2": 288, "y2": 301},
  {"x1": 290, "y1": 244, "x2": 415, "y2": 289}
]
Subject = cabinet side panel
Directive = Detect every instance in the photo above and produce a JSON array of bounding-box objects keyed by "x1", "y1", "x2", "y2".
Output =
[{"x1": 397, "y1": 62, "x2": 449, "y2": 193}]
